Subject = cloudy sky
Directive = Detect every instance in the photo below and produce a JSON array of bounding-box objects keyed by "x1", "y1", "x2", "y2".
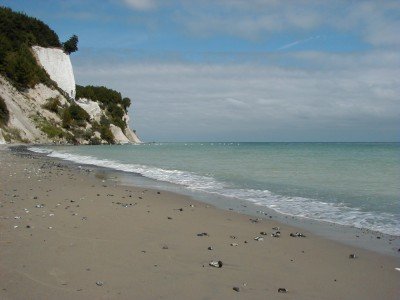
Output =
[{"x1": 2, "y1": 0, "x2": 400, "y2": 141}]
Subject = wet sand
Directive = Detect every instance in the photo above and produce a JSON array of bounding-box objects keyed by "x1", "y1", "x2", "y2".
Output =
[{"x1": 0, "y1": 146, "x2": 399, "y2": 299}]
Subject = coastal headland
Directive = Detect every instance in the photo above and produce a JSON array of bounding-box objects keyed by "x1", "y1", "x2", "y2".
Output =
[{"x1": 0, "y1": 146, "x2": 399, "y2": 299}]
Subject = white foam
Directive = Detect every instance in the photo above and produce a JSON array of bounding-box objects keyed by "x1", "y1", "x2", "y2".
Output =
[{"x1": 28, "y1": 146, "x2": 400, "y2": 236}]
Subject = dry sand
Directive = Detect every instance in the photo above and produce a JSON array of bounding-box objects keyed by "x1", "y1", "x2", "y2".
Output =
[{"x1": 0, "y1": 147, "x2": 399, "y2": 299}]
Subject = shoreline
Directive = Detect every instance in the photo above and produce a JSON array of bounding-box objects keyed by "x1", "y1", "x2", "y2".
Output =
[
  {"x1": 24, "y1": 144, "x2": 400, "y2": 257},
  {"x1": 1, "y1": 145, "x2": 399, "y2": 299}
]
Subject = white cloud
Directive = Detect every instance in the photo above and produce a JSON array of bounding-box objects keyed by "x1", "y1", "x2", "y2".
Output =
[
  {"x1": 121, "y1": 0, "x2": 156, "y2": 10},
  {"x1": 73, "y1": 50, "x2": 400, "y2": 141},
  {"x1": 168, "y1": 1, "x2": 400, "y2": 46}
]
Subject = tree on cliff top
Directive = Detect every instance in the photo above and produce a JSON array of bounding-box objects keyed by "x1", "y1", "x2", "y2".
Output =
[
  {"x1": 63, "y1": 35, "x2": 78, "y2": 54},
  {"x1": 0, "y1": 6, "x2": 61, "y2": 48}
]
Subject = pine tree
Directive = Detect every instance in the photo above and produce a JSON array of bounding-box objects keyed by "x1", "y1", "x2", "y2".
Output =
[{"x1": 63, "y1": 35, "x2": 78, "y2": 54}]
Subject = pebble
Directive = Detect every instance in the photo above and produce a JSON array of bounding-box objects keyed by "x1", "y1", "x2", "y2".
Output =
[
  {"x1": 233, "y1": 287, "x2": 240, "y2": 292},
  {"x1": 349, "y1": 253, "x2": 357, "y2": 259},
  {"x1": 209, "y1": 260, "x2": 223, "y2": 268},
  {"x1": 278, "y1": 288, "x2": 287, "y2": 293},
  {"x1": 96, "y1": 281, "x2": 104, "y2": 286},
  {"x1": 271, "y1": 232, "x2": 280, "y2": 238},
  {"x1": 290, "y1": 232, "x2": 306, "y2": 238}
]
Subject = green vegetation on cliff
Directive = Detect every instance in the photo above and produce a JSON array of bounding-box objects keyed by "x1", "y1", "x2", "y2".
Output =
[
  {"x1": 62, "y1": 104, "x2": 90, "y2": 128},
  {"x1": 76, "y1": 85, "x2": 131, "y2": 130},
  {"x1": 0, "y1": 7, "x2": 61, "y2": 48},
  {"x1": 0, "y1": 7, "x2": 79, "y2": 91},
  {"x1": 0, "y1": 6, "x2": 62, "y2": 89}
]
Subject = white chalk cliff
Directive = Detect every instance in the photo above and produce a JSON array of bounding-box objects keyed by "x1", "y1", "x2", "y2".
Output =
[
  {"x1": 32, "y1": 46, "x2": 76, "y2": 99},
  {"x1": 0, "y1": 46, "x2": 141, "y2": 144}
]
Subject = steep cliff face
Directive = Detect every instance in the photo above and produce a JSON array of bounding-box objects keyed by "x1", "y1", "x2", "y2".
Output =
[
  {"x1": 0, "y1": 75, "x2": 68, "y2": 144},
  {"x1": 32, "y1": 46, "x2": 76, "y2": 99}
]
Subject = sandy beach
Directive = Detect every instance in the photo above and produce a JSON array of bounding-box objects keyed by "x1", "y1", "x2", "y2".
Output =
[{"x1": 0, "y1": 146, "x2": 399, "y2": 300}]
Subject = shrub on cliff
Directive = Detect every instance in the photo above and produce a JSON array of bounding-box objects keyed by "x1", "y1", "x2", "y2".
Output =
[
  {"x1": 62, "y1": 104, "x2": 90, "y2": 128},
  {"x1": 0, "y1": 95, "x2": 9, "y2": 126},
  {"x1": 43, "y1": 97, "x2": 61, "y2": 113},
  {"x1": 100, "y1": 125, "x2": 115, "y2": 144}
]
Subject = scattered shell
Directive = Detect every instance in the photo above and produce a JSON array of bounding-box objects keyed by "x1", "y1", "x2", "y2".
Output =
[
  {"x1": 230, "y1": 243, "x2": 239, "y2": 246},
  {"x1": 233, "y1": 287, "x2": 240, "y2": 292},
  {"x1": 254, "y1": 236, "x2": 264, "y2": 241},
  {"x1": 96, "y1": 281, "x2": 104, "y2": 286},
  {"x1": 349, "y1": 253, "x2": 357, "y2": 259},
  {"x1": 278, "y1": 288, "x2": 287, "y2": 293}
]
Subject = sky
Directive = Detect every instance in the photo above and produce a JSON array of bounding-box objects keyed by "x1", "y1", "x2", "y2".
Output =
[{"x1": 2, "y1": 0, "x2": 399, "y2": 142}]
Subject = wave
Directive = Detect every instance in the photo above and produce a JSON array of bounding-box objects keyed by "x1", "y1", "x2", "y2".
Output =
[{"x1": 29, "y1": 146, "x2": 400, "y2": 236}]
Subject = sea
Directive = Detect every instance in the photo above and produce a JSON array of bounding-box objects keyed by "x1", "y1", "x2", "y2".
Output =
[{"x1": 29, "y1": 142, "x2": 400, "y2": 238}]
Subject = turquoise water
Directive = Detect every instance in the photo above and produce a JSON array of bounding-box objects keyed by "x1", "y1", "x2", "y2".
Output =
[{"x1": 30, "y1": 143, "x2": 400, "y2": 236}]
